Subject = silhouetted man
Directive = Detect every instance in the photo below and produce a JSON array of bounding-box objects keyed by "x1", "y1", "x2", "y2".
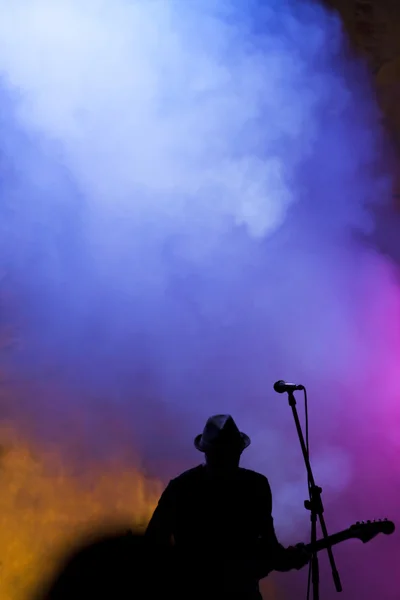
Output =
[{"x1": 146, "y1": 414, "x2": 310, "y2": 600}]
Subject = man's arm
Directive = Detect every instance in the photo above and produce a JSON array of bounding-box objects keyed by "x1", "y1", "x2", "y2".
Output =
[
  {"x1": 145, "y1": 482, "x2": 175, "y2": 546},
  {"x1": 257, "y1": 476, "x2": 310, "y2": 575},
  {"x1": 257, "y1": 476, "x2": 290, "y2": 572}
]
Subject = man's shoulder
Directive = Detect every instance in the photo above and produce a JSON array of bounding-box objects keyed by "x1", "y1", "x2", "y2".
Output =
[
  {"x1": 168, "y1": 465, "x2": 271, "y2": 493},
  {"x1": 170, "y1": 464, "x2": 204, "y2": 486},
  {"x1": 237, "y1": 467, "x2": 270, "y2": 487}
]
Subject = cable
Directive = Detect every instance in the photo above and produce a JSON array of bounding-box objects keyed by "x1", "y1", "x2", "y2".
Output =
[
  {"x1": 304, "y1": 388, "x2": 309, "y2": 459},
  {"x1": 304, "y1": 387, "x2": 312, "y2": 600}
]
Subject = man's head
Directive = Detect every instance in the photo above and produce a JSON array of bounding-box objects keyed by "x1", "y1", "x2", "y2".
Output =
[{"x1": 194, "y1": 414, "x2": 250, "y2": 472}]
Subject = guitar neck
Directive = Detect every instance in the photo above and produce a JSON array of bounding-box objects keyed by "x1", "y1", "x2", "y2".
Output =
[{"x1": 305, "y1": 529, "x2": 355, "y2": 554}]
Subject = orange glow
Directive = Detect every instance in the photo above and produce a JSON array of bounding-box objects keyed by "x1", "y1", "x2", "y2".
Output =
[
  {"x1": 0, "y1": 422, "x2": 283, "y2": 600},
  {"x1": 0, "y1": 422, "x2": 162, "y2": 599}
]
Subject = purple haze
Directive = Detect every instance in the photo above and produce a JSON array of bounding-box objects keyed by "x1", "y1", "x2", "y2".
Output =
[{"x1": 0, "y1": 0, "x2": 399, "y2": 598}]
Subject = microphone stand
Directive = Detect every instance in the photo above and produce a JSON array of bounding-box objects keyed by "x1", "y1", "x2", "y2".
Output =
[{"x1": 287, "y1": 390, "x2": 342, "y2": 599}]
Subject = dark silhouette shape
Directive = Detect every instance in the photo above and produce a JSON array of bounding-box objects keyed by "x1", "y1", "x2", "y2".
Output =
[
  {"x1": 31, "y1": 527, "x2": 174, "y2": 600},
  {"x1": 146, "y1": 414, "x2": 310, "y2": 600}
]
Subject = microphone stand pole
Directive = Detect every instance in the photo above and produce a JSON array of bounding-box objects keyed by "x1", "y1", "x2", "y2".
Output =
[{"x1": 287, "y1": 390, "x2": 342, "y2": 599}]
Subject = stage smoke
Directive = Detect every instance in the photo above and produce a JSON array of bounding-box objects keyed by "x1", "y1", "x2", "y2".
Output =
[{"x1": 0, "y1": 1, "x2": 398, "y2": 599}]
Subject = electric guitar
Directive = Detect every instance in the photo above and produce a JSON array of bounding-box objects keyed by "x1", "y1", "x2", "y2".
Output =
[
  {"x1": 259, "y1": 518, "x2": 395, "y2": 579},
  {"x1": 303, "y1": 518, "x2": 395, "y2": 554},
  {"x1": 135, "y1": 519, "x2": 395, "y2": 594}
]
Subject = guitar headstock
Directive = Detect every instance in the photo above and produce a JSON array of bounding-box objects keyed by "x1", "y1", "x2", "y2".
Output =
[{"x1": 349, "y1": 518, "x2": 395, "y2": 543}]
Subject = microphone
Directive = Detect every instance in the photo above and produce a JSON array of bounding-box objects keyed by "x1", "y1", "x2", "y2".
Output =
[{"x1": 273, "y1": 380, "x2": 304, "y2": 394}]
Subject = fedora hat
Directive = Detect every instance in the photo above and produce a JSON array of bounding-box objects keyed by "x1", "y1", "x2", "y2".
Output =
[{"x1": 194, "y1": 414, "x2": 251, "y2": 453}]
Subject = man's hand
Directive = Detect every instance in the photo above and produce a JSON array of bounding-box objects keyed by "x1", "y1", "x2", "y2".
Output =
[{"x1": 285, "y1": 544, "x2": 311, "y2": 570}]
